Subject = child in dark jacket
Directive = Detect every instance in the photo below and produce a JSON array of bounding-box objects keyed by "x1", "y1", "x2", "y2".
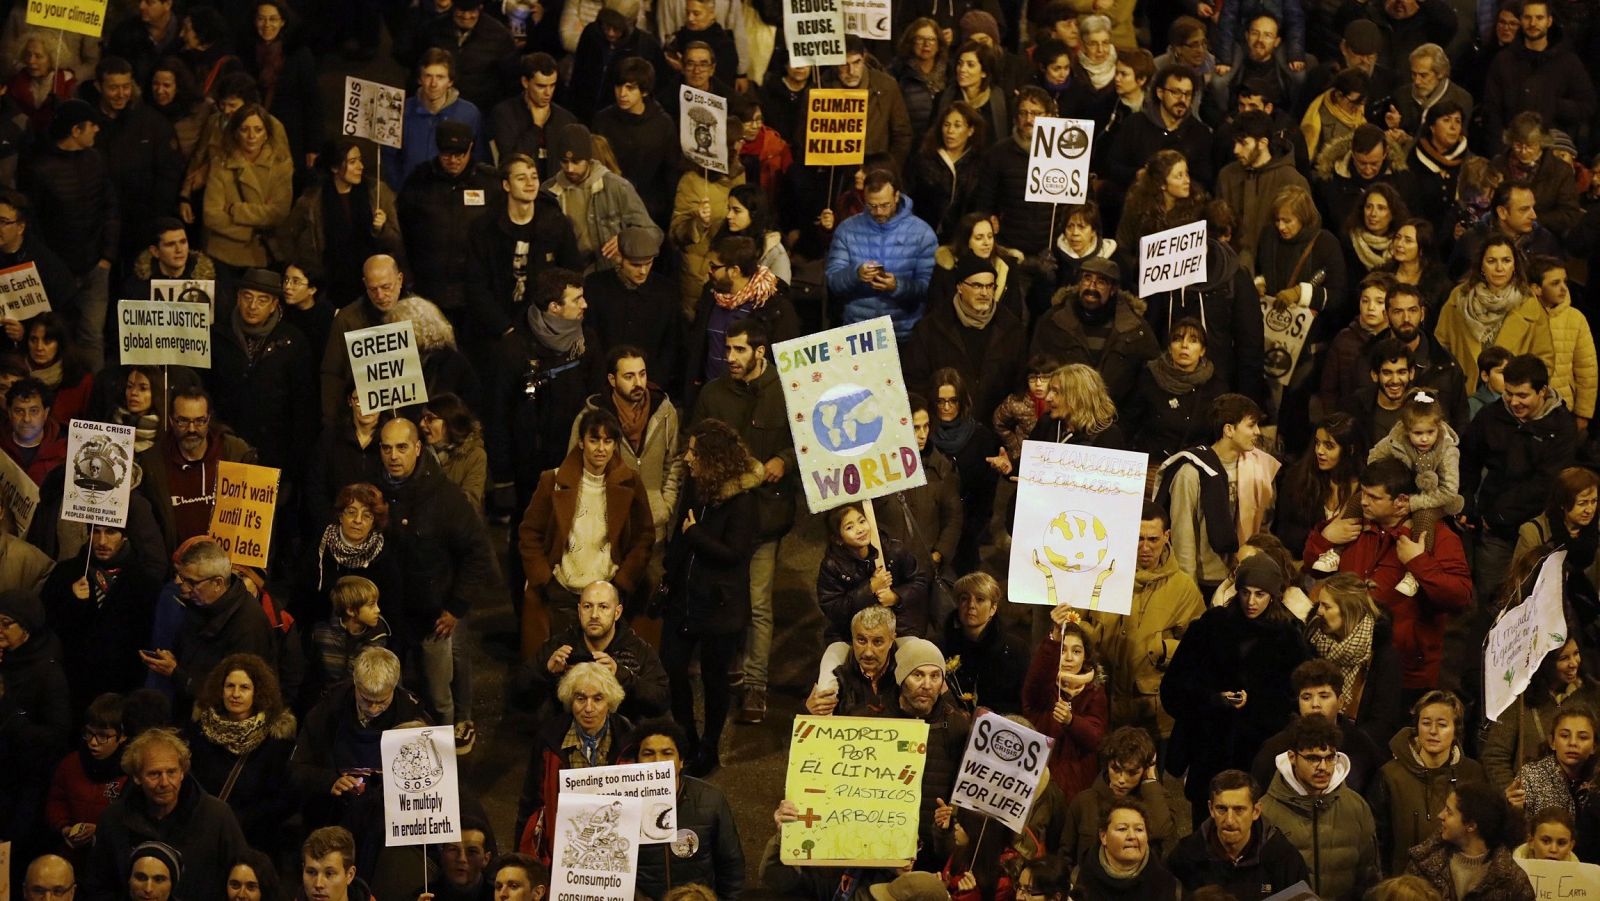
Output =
[{"x1": 309, "y1": 576, "x2": 391, "y2": 696}]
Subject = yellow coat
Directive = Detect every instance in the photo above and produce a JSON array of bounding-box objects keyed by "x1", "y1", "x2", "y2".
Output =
[
  {"x1": 669, "y1": 168, "x2": 746, "y2": 320},
  {"x1": 1434, "y1": 285, "x2": 1554, "y2": 393},
  {"x1": 203, "y1": 145, "x2": 292, "y2": 268},
  {"x1": 1542, "y1": 295, "x2": 1598, "y2": 418}
]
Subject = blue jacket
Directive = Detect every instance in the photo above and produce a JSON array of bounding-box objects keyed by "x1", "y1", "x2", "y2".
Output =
[
  {"x1": 824, "y1": 196, "x2": 938, "y2": 338},
  {"x1": 382, "y1": 92, "x2": 484, "y2": 190}
]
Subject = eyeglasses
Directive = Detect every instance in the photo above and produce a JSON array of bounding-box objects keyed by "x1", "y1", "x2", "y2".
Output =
[
  {"x1": 1160, "y1": 87, "x2": 1195, "y2": 100},
  {"x1": 175, "y1": 573, "x2": 222, "y2": 590},
  {"x1": 173, "y1": 414, "x2": 210, "y2": 429},
  {"x1": 283, "y1": 275, "x2": 308, "y2": 287},
  {"x1": 935, "y1": 397, "x2": 960, "y2": 407},
  {"x1": 83, "y1": 728, "x2": 120, "y2": 745},
  {"x1": 960, "y1": 280, "x2": 996, "y2": 292},
  {"x1": 866, "y1": 200, "x2": 897, "y2": 213},
  {"x1": 1296, "y1": 752, "x2": 1338, "y2": 767}
]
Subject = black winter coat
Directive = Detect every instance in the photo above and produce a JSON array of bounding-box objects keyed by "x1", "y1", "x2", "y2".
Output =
[
  {"x1": 664, "y1": 469, "x2": 760, "y2": 635},
  {"x1": 568, "y1": 26, "x2": 667, "y2": 123},
  {"x1": 1143, "y1": 239, "x2": 1267, "y2": 404},
  {"x1": 426, "y1": 15, "x2": 517, "y2": 115},
  {"x1": 21, "y1": 143, "x2": 118, "y2": 273},
  {"x1": 591, "y1": 102, "x2": 680, "y2": 227},
  {"x1": 487, "y1": 99, "x2": 578, "y2": 182},
  {"x1": 1254, "y1": 226, "x2": 1348, "y2": 344},
  {"x1": 206, "y1": 316, "x2": 317, "y2": 476},
  {"x1": 398, "y1": 159, "x2": 504, "y2": 312},
  {"x1": 290, "y1": 680, "x2": 429, "y2": 800},
  {"x1": 301, "y1": 419, "x2": 383, "y2": 520},
  {"x1": 42, "y1": 544, "x2": 161, "y2": 716},
  {"x1": 464, "y1": 195, "x2": 583, "y2": 339},
  {"x1": 1071, "y1": 849, "x2": 1180, "y2": 900},
  {"x1": 972, "y1": 136, "x2": 1056, "y2": 257},
  {"x1": 816, "y1": 539, "x2": 931, "y2": 642},
  {"x1": 1167, "y1": 819, "x2": 1311, "y2": 899},
  {"x1": 904, "y1": 293, "x2": 1026, "y2": 422},
  {"x1": 1030, "y1": 289, "x2": 1160, "y2": 408},
  {"x1": 174, "y1": 579, "x2": 277, "y2": 703},
  {"x1": 584, "y1": 267, "x2": 683, "y2": 394},
  {"x1": 487, "y1": 323, "x2": 605, "y2": 491},
  {"x1": 183, "y1": 709, "x2": 298, "y2": 848},
  {"x1": 0, "y1": 630, "x2": 70, "y2": 759},
  {"x1": 379, "y1": 452, "x2": 501, "y2": 637},
  {"x1": 905, "y1": 146, "x2": 981, "y2": 241},
  {"x1": 635, "y1": 777, "x2": 745, "y2": 899},
  {"x1": 1462, "y1": 395, "x2": 1581, "y2": 536},
  {"x1": 83, "y1": 775, "x2": 249, "y2": 901},
  {"x1": 243, "y1": 36, "x2": 321, "y2": 168},
  {"x1": 1123, "y1": 363, "x2": 1228, "y2": 462},
  {"x1": 1105, "y1": 102, "x2": 1215, "y2": 191},
  {"x1": 1484, "y1": 40, "x2": 1598, "y2": 153},
  {"x1": 530, "y1": 619, "x2": 671, "y2": 719},
  {"x1": 0, "y1": 235, "x2": 77, "y2": 318},
  {"x1": 87, "y1": 96, "x2": 181, "y2": 257},
  {"x1": 939, "y1": 611, "x2": 1027, "y2": 714}
]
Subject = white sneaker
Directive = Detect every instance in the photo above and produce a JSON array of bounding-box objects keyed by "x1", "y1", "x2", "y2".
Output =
[
  {"x1": 1395, "y1": 572, "x2": 1420, "y2": 597},
  {"x1": 1312, "y1": 548, "x2": 1342, "y2": 573}
]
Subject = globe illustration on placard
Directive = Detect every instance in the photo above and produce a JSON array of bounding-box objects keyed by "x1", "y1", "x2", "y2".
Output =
[
  {"x1": 1042, "y1": 510, "x2": 1110, "y2": 573},
  {"x1": 811, "y1": 384, "x2": 884, "y2": 457}
]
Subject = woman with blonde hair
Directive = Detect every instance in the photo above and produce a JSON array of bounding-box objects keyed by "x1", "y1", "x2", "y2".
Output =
[
  {"x1": 7, "y1": 35, "x2": 73, "y2": 134},
  {"x1": 1307, "y1": 571, "x2": 1405, "y2": 743},
  {"x1": 203, "y1": 102, "x2": 291, "y2": 271},
  {"x1": 1030, "y1": 363, "x2": 1125, "y2": 449}
]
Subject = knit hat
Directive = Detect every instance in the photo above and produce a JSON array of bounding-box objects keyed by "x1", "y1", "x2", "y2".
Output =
[
  {"x1": 869, "y1": 872, "x2": 951, "y2": 901},
  {"x1": 618, "y1": 226, "x2": 662, "y2": 259},
  {"x1": 1234, "y1": 553, "x2": 1286, "y2": 599},
  {"x1": 129, "y1": 842, "x2": 184, "y2": 886},
  {"x1": 894, "y1": 638, "x2": 946, "y2": 685},
  {"x1": 435, "y1": 120, "x2": 474, "y2": 154},
  {"x1": 949, "y1": 252, "x2": 995, "y2": 285},
  {"x1": 0, "y1": 589, "x2": 44, "y2": 635},
  {"x1": 237, "y1": 268, "x2": 282, "y2": 298},
  {"x1": 1549, "y1": 130, "x2": 1578, "y2": 157},
  {"x1": 551, "y1": 123, "x2": 594, "y2": 163},
  {"x1": 1079, "y1": 256, "x2": 1121, "y2": 284},
  {"x1": 49, "y1": 99, "x2": 99, "y2": 142},
  {"x1": 1343, "y1": 20, "x2": 1382, "y2": 56},
  {"x1": 957, "y1": 10, "x2": 1000, "y2": 46}
]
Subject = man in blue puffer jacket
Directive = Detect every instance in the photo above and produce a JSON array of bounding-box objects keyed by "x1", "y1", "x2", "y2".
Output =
[{"x1": 823, "y1": 168, "x2": 938, "y2": 339}]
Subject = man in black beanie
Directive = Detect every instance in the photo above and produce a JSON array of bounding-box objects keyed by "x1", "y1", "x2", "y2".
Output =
[{"x1": 540, "y1": 123, "x2": 661, "y2": 273}]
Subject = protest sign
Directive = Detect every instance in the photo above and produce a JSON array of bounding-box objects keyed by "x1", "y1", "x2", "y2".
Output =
[
  {"x1": 784, "y1": 0, "x2": 846, "y2": 65},
  {"x1": 1261, "y1": 297, "x2": 1316, "y2": 387},
  {"x1": 950, "y1": 712, "x2": 1053, "y2": 831},
  {"x1": 679, "y1": 87, "x2": 728, "y2": 174},
  {"x1": 842, "y1": 0, "x2": 889, "y2": 39},
  {"x1": 804, "y1": 89, "x2": 868, "y2": 166},
  {"x1": 1139, "y1": 220, "x2": 1208, "y2": 297},
  {"x1": 0, "y1": 841, "x2": 9, "y2": 901},
  {"x1": 781, "y1": 715, "x2": 929, "y2": 866},
  {"x1": 208, "y1": 461, "x2": 280, "y2": 568},
  {"x1": 25, "y1": 0, "x2": 106, "y2": 36},
  {"x1": 152, "y1": 278, "x2": 216, "y2": 316},
  {"x1": 118, "y1": 300, "x2": 211, "y2": 368},
  {"x1": 381, "y1": 726, "x2": 462, "y2": 846},
  {"x1": 345, "y1": 321, "x2": 427, "y2": 415},
  {"x1": 61, "y1": 420, "x2": 134, "y2": 528},
  {"x1": 1486, "y1": 549, "x2": 1569, "y2": 722},
  {"x1": 342, "y1": 77, "x2": 405, "y2": 149},
  {"x1": 559, "y1": 762, "x2": 677, "y2": 843},
  {"x1": 1009, "y1": 441, "x2": 1147, "y2": 615},
  {"x1": 550, "y1": 793, "x2": 641, "y2": 901},
  {"x1": 0, "y1": 451, "x2": 40, "y2": 535},
  {"x1": 0, "y1": 263, "x2": 49, "y2": 321},
  {"x1": 1264, "y1": 884, "x2": 1320, "y2": 901},
  {"x1": 774, "y1": 317, "x2": 926, "y2": 513},
  {"x1": 1025, "y1": 117, "x2": 1093, "y2": 204},
  {"x1": 1515, "y1": 857, "x2": 1600, "y2": 900}
]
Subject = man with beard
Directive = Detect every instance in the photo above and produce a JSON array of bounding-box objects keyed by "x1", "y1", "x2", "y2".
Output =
[
  {"x1": 1211, "y1": 13, "x2": 1306, "y2": 120},
  {"x1": 807, "y1": 605, "x2": 898, "y2": 719},
  {"x1": 525, "y1": 580, "x2": 667, "y2": 721},
  {"x1": 824, "y1": 168, "x2": 937, "y2": 340},
  {"x1": 831, "y1": 37, "x2": 912, "y2": 169},
  {"x1": 42, "y1": 525, "x2": 161, "y2": 714},
  {"x1": 1258, "y1": 716, "x2": 1381, "y2": 900},
  {"x1": 137, "y1": 386, "x2": 257, "y2": 550},
  {"x1": 1029, "y1": 258, "x2": 1159, "y2": 407},
  {"x1": 398, "y1": 122, "x2": 503, "y2": 331},
  {"x1": 582, "y1": 229, "x2": 681, "y2": 392},
  {"x1": 1381, "y1": 283, "x2": 1468, "y2": 432},
  {"x1": 686, "y1": 234, "x2": 798, "y2": 392},
  {"x1": 1386, "y1": 43, "x2": 1472, "y2": 139},
  {"x1": 541, "y1": 124, "x2": 660, "y2": 272},
  {"x1": 1484, "y1": 0, "x2": 1596, "y2": 154},
  {"x1": 1217, "y1": 109, "x2": 1311, "y2": 270},
  {"x1": 1107, "y1": 65, "x2": 1214, "y2": 193},
  {"x1": 1343, "y1": 338, "x2": 1416, "y2": 448},
  {"x1": 1168, "y1": 770, "x2": 1310, "y2": 898},
  {"x1": 488, "y1": 53, "x2": 576, "y2": 181}
]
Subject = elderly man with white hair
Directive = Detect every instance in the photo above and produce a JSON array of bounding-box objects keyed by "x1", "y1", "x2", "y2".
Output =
[
  {"x1": 516, "y1": 662, "x2": 631, "y2": 859},
  {"x1": 291, "y1": 647, "x2": 428, "y2": 800},
  {"x1": 139, "y1": 538, "x2": 276, "y2": 705},
  {"x1": 1385, "y1": 43, "x2": 1473, "y2": 138}
]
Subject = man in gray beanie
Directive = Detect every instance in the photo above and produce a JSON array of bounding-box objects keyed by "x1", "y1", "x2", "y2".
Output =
[
  {"x1": 541, "y1": 123, "x2": 661, "y2": 272},
  {"x1": 892, "y1": 636, "x2": 972, "y2": 872}
]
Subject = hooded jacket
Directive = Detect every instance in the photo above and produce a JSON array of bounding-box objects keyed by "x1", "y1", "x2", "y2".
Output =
[
  {"x1": 824, "y1": 196, "x2": 940, "y2": 338},
  {"x1": 1216, "y1": 150, "x2": 1312, "y2": 271},
  {"x1": 1060, "y1": 771, "x2": 1176, "y2": 867},
  {"x1": 1142, "y1": 239, "x2": 1266, "y2": 403},
  {"x1": 1166, "y1": 817, "x2": 1311, "y2": 899},
  {"x1": 1537, "y1": 288, "x2": 1598, "y2": 419},
  {"x1": 1312, "y1": 132, "x2": 1418, "y2": 234},
  {"x1": 1405, "y1": 835, "x2": 1536, "y2": 900},
  {"x1": 1370, "y1": 726, "x2": 1488, "y2": 875},
  {"x1": 1105, "y1": 97, "x2": 1215, "y2": 192},
  {"x1": 1029, "y1": 287, "x2": 1158, "y2": 407},
  {"x1": 1461, "y1": 391, "x2": 1581, "y2": 535},
  {"x1": 20, "y1": 141, "x2": 119, "y2": 274},
  {"x1": 84, "y1": 774, "x2": 249, "y2": 901},
  {"x1": 1079, "y1": 549, "x2": 1205, "y2": 736},
  {"x1": 541, "y1": 162, "x2": 661, "y2": 271},
  {"x1": 1258, "y1": 752, "x2": 1381, "y2": 900}
]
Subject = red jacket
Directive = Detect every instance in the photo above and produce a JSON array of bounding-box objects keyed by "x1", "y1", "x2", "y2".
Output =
[
  {"x1": 44, "y1": 749, "x2": 127, "y2": 834},
  {"x1": 0, "y1": 416, "x2": 67, "y2": 484},
  {"x1": 1022, "y1": 636, "x2": 1108, "y2": 804},
  {"x1": 1303, "y1": 518, "x2": 1473, "y2": 689}
]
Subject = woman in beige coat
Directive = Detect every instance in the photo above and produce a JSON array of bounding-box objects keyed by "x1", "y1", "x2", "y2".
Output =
[{"x1": 203, "y1": 103, "x2": 291, "y2": 270}]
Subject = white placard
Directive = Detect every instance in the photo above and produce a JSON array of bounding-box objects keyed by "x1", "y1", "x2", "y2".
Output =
[
  {"x1": 679, "y1": 87, "x2": 728, "y2": 175},
  {"x1": 342, "y1": 76, "x2": 405, "y2": 149},
  {"x1": 0, "y1": 263, "x2": 49, "y2": 321},
  {"x1": 1486, "y1": 550, "x2": 1569, "y2": 723},
  {"x1": 1008, "y1": 440, "x2": 1147, "y2": 615},
  {"x1": 1138, "y1": 220, "x2": 1208, "y2": 297},
  {"x1": 117, "y1": 300, "x2": 211, "y2": 368},
  {"x1": 61, "y1": 420, "x2": 134, "y2": 528},
  {"x1": 558, "y1": 761, "x2": 677, "y2": 843},
  {"x1": 550, "y1": 792, "x2": 642, "y2": 901},
  {"x1": 842, "y1": 0, "x2": 889, "y2": 39},
  {"x1": 345, "y1": 321, "x2": 427, "y2": 415},
  {"x1": 1262, "y1": 296, "x2": 1315, "y2": 387},
  {"x1": 950, "y1": 712, "x2": 1053, "y2": 832},
  {"x1": 0, "y1": 449, "x2": 40, "y2": 533},
  {"x1": 1515, "y1": 857, "x2": 1600, "y2": 900},
  {"x1": 151, "y1": 278, "x2": 216, "y2": 317},
  {"x1": 1025, "y1": 117, "x2": 1093, "y2": 204},
  {"x1": 381, "y1": 725, "x2": 463, "y2": 846},
  {"x1": 784, "y1": 0, "x2": 846, "y2": 66}
]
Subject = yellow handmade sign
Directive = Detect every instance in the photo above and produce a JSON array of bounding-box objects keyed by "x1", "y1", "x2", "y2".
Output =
[
  {"x1": 208, "y1": 461, "x2": 280, "y2": 568},
  {"x1": 804, "y1": 89, "x2": 868, "y2": 166},
  {"x1": 781, "y1": 715, "x2": 929, "y2": 866},
  {"x1": 25, "y1": 0, "x2": 107, "y2": 37}
]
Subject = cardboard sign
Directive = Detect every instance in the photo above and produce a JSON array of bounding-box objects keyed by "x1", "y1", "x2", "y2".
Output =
[
  {"x1": 0, "y1": 450, "x2": 40, "y2": 534},
  {"x1": 1138, "y1": 220, "x2": 1208, "y2": 297},
  {"x1": 381, "y1": 726, "x2": 463, "y2": 846},
  {"x1": 25, "y1": 0, "x2": 106, "y2": 37},
  {"x1": 118, "y1": 300, "x2": 211, "y2": 368},
  {"x1": 558, "y1": 762, "x2": 677, "y2": 843},
  {"x1": 804, "y1": 89, "x2": 868, "y2": 166},
  {"x1": 774, "y1": 317, "x2": 926, "y2": 513},
  {"x1": 1025, "y1": 117, "x2": 1094, "y2": 204},
  {"x1": 208, "y1": 461, "x2": 280, "y2": 568},
  {"x1": 61, "y1": 420, "x2": 135, "y2": 528},
  {"x1": 1515, "y1": 857, "x2": 1600, "y2": 900},
  {"x1": 0, "y1": 263, "x2": 50, "y2": 321},
  {"x1": 784, "y1": 0, "x2": 846, "y2": 66},
  {"x1": 842, "y1": 0, "x2": 889, "y2": 39},
  {"x1": 1486, "y1": 550, "x2": 1569, "y2": 722},
  {"x1": 342, "y1": 77, "x2": 405, "y2": 149},
  {"x1": 679, "y1": 87, "x2": 728, "y2": 174},
  {"x1": 781, "y1": 716, "x2": 929, "y2": 866},
  {"x1": 345, "y1": 321, "x2": 427, "y2": 415},
  {"x1": 1009, "y1": 441, "x2": 1147, "y2": 614},
  {"x1": 550, "y1": 793, "x2": 642, "y2": 901},
  {"x1": 950, "y1": 712, "x2": 1053, "y2": 832},
  {"x1": 151, "y1": 278, "x2": 216, "y2": 317}
]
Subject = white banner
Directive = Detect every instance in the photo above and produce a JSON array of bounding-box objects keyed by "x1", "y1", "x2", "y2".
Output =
[
  {"x1": 342, "y1": 77, "x2": 405, "y2": 149},
  {"x1": 151, "y1": 278, "x2": 215, "y2": 317},
  {"x1": 1025, "y1": 117, "x2": 1093, "y2": 204},
  {"x1": 0, "y1": 263, "x2": 49, "y2": 321},
  {"x1": 1008, "y1": 441, "x2": 1147, "y2": 614},
  {"x1": 0, "y1": 450, "x2": 38, "y2": 534},
  {"x1": 345, "y1": 321, "x2": 427, "y2": 415},
  {"x1": 950, "y1": 712, "x2": 1053, "y2": 832},
  {"x1": 1515, "y1": 857, "x2": 1600, "y2": 900},
  {"x1": 381, "y1": 726, "x2": 463, "y2": 846},
  {"x1": 1486, "y1": 550, "x2": 1569, "y2": 723},
  {"x1": 1261, "y1": 297, "x2": 1315, "y2": 387},
  {"x1": 679, "y1": 87, "x2": 728, "y2": 175},
  {"x1": 784, "y1": 0, "x2": 846, "y2": 66},
  {"x1": 558, "y1": 762, "x2": 677, "y2": 843},
  {"x1": 842, "y1": 0, "x2": 889, "y2": 39},
  {"x1": 117, "y1": 300, "x2": 210, "y2": 368},
  {"x1": 1138, "y1": 220, "x2": 1208, "y2": 297},
  {"x1": 550, "y1": 793, "x2": 641, "y2": 901},
  {"x1": 61, "y1": 420, "x2": 134, "y2": 528}
]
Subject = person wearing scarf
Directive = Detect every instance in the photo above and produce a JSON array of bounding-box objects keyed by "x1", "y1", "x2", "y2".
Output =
[
  {"x1": 527, "y1": 301, "x2": 587, "y2": 360},
  {"x1": 700, "y1": 237, "x2": 780, "y2": 382},
  {"x1": 1435, "y1": 236, "x2": 1554, "y2": 392},
  {"x1": 1410, "y1": 101, "x2": 1473, "y2": 222},
  {"x1": 316, "y1": 519, "x2": 385, "y2": 591},
  {"x1": 1131, "y1": 318, "x2": 1221, "y2": 462},
  {"x1": 1071, "y1": 802, "x2": 1180, "y2": 900}
]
